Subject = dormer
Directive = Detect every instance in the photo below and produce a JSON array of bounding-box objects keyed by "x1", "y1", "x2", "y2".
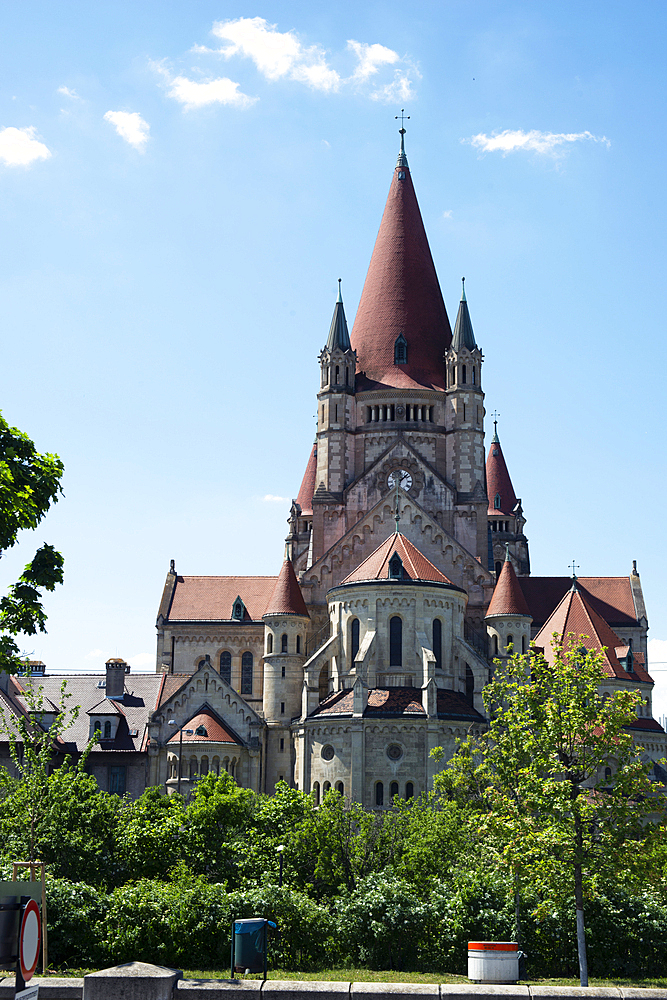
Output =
[{"x1": 232, "y1": 596, "x2": 245, "y2": 621}]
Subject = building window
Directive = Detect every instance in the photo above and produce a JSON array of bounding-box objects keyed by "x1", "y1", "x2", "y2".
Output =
[
  {"x1": 405, "y1": 782, "x2": 414, "y2": 799},
  {"x1": 335, "y1": 781, "x2": 344, "y2": 795},
  {"x1": 522, "y1": 635, "x2": 527, "y2": 654},
  {"x1": 200, "y1": 756, "x2": 209, "y2": 775},
  {"x1": 280, "y1": 738, "x2": 284, "y2": 752},
  {"x1": 394, "y1": 333, "x2": 407, "y2": 364},
  {"x1": 296, "y1": 635, "x2": 301, "y2": 654},
  {"x1": 506, "y1": 635, "x2": 514, "y2": 653},
  {"x1": 318, "y1": 663, "x2": 329, "y2": 701},
  {"x1": 472, "y1": 367, "x2": 476, "y2": 385},
  {"x1": 220, "y1": 651, "x2": 232, "y2": 685},
  {"x1": 313, "y1": 781, "x2": 320, "y2": 806},
  {"x1": 267, "y1": 634, "x2": 273, "y2": 654},
  {"x1": 232, "y1": 597, "x2": 245, "y2": 620},
  {"x1": 94, "y1": 720, "x2": 101, "y2": 735},
  {"x1": 109, "y1": 766, "x2": 126, "y2": 795},
  {"x1": 389, "y1": 553, "x2": 403, "y2": 579},
  {"x1": 104, "y1": 720, "x2": 111, "y2": 739},
  {"x1": 462, "y1": 364, "x2": 467, "y2": 384},
  {"x1": 281, "y1": 702, "x2": 285, "y2": 715},
  {"x1": 281, "y1": 665, "x2": 286, "y2": 678},
  {"x1": 493, "y1": 634, "x2": 498, "y2": 656},
  {"x1": 323, "y1": 781, "x2": 331, "y2": 794},
  {"x1": 281, "y1": 633, "x2": 288, "y2": 653},
  {"x1": 241, "y1": 651, "x2": 253, "y2": 694},
  {"x1": 494, "y1": 494, "x2": 501, "y2": 509},
  {"x1": 433, "y1": 619, "x2": 442, "y2": 669},
  {"x1": 350, "y1": 617, "x2": 360, "y2": 661},
  {"x1": 375, "y1": 781, "x2": 384, "y2": 807},
  {"x1": 465, "y1": 664, "x2": 474, "y2": 706},
  {"x1": 190, "y1": 758, "x2": 198, "y2": 780},
  {"x1": 390, "y1": 781, "x2": 399, "y2": 798},
  {"x1": 495, "y1": 561, "x2": 502, "y2": 577},
  {"x1": 335, "y1": 365, "x2": 340, "y2": 384},
  {"x1": 605, "y1": 767, "x2": 612, "y2": 782},
  {"x1": 389, "y1": 616, "x2": 403, "y2": 666}
]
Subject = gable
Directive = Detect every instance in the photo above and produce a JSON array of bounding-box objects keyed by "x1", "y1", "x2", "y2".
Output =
[{"x1": 303, "y1": 490, "x2": 493, "y2": 608}]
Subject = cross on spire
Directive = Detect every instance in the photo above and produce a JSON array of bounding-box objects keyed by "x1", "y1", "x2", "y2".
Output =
[
  {"x1": 491, "y1": 410, "x2": 500, "y2": 436},
  {"x1": 395, "y1": 109, "x2": 410, "y2": 131},
  {"x1": 570, "y1": 560, "x2": 580, "y2": 579}
]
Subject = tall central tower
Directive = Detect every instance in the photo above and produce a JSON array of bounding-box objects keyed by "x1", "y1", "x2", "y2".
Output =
[{"x1": 288, "y1": 129, "x2": 493, "y2": 631}]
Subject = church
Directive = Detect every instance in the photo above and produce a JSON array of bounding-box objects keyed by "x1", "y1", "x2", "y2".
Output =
[{"x1": 2, "y1": 130, "x2": 662, "y2": 803}]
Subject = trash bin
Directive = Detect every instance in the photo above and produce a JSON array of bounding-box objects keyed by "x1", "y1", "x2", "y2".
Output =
[
  {"x1": 468, "y1": 941, "x2": 519, "y2": 983},
  {"x1": 231, "y1": 918, "x2": 277, "y2": 978}
]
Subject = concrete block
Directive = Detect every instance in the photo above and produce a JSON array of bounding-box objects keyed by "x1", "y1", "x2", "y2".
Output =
[
  {"x1": 529, "y1": 990, "x2": 621, "y2": 1000},
  {"x1": 0, "y1": 977, "x2": 83, "y2": 1000},
  {"x1": 84, "y1": 962, "x2": 182, "y2": 1000},
  {"x1": 619, "y1": 993, "x2": 667, "y2": 1000},
  {"x1": 351, "y1": 986, "x2": 438, "y2": 999},
  {"x1": 263, "y1": 982, "x2": 350, "y2": 1000},
  {"x1": 442, "y1": 988, "x2": 529, "y2": 1000},
  {"x1": 177, "y1": 980, "x2": 263, "y2": 1000}
]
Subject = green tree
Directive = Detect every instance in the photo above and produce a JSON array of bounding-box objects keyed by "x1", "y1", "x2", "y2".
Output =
[
  {"x1": 433, "y1": 635, "x2": 665, "y2": 986},
  {"x1": 0, "y1": 680, "x2": 90, "y2": 862},
  {"x1": 0, "y1": 412, "x2": 64, "y2": 672}
]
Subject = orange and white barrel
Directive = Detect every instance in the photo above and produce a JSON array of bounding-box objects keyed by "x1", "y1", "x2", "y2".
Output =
[{"x1": 467, "y1": 941, "x2": 519, "y2": 983}]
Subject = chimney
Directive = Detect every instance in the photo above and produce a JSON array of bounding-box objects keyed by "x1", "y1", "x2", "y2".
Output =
[{"x1": 106, "y1": 658, "x2": 128, "y2": 699}]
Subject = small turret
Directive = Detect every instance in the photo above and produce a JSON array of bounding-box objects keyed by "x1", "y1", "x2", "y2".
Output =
[
  {"x1": 316, "y1": 282, "x2": 356, "y2": 495},
  {"x1": 485, "y1": 546, "x2": 532, "y2": 664},
  {"x1": 486, "y1": 420, "x2": 530, "y2": 576},
  {"x1": 262, "y1": 556, "x2": 310, "y2": 792}
]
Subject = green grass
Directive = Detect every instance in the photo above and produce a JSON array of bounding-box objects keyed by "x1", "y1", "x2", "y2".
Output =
[{"x1": 26, "y1": 968, "x2": 667, "y2": 989}]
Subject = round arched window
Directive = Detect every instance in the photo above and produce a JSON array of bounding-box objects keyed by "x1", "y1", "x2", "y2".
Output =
[
  {"x1": 321, "y1": 744, "x2": 335, "y2": 761},
  {"x1": 386, "y1": 743, "x2": 403, "y2": 761}
]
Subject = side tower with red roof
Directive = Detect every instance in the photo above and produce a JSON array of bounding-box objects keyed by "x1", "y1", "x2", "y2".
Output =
[{"x1": 486, "y1": 419, "x2": 530, "y2": 577}]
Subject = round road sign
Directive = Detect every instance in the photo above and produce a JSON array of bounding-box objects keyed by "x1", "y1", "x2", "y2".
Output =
[{"x1": 19, "y1": 899, "x2": 41, "y2": 982}]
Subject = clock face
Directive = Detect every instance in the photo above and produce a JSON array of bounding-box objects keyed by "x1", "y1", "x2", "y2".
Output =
[{"x1": 388, "y1": 469, "x2": 413, "y2": 491}]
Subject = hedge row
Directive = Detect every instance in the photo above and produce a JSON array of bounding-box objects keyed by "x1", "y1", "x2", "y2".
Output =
[{"x1": 46, "y1": 873, "x2": 667, "y2": 978}]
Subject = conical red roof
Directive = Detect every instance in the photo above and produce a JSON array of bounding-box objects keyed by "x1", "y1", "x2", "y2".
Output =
[
  {"x1": 296, "y1": 443, "x2": 317, "y2": 516},
  {"x1": 263, "y1": 558, "x2": 310, "y2": 618},
  {"x1": 486, "y1": 557, "x2": 531, "y2": 618},
  {"x1": 340, "y1": 532, "x2": 456, "y2": 586},
  {"x1": 534, "y1": 585, "x2": 652, "y2": 683},
  {"x1": 486, "y1": 435, "x2": 518, "y2": 516},
  {"x1": 350, "y1": 159, "x2": 452, "y2": 391}
]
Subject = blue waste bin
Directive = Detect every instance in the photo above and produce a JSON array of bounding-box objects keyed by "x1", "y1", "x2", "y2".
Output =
[{"x1": 231, "y1": 918, "x2": 277, "y2": 979}]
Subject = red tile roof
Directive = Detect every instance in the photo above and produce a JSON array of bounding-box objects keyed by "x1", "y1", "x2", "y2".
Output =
[
  {"x1": 264, "y1": 558, "x2": 310, "y2": 618},
  {"x1": 486, "y1": 557, "x2": 532, "y2": 618},
  {"x1": 350, "y1": 162, "x2": 452, "y2": 391},
  {"x1": 167, "y1": 576, "x2": 277, "y2": 621},
  {"x1": 534, "y1": 586, "x2": 653, "y2": 683},
  {"x1": 366, "y1": 688, "x2": 425, "y2": 715},
  {"x1": 340, "y1": 532, "x2": 455, "y2": 586},
  {"x1": 437, "y1": 689, "x2": 486, "y2": 721},
  {"x1": 295, "y1": 443, "x2": 317, "y2": 516},
  {"x1": 166, "y1": 708, "x2": 241, "y2": 745},
  {"x1": 486, "y1": 437, "x2": 517, "y2": 516},
  {"x1": 518, "y1": 577, "x2": 639, "y2": 628},
  {"x1": 626, "y1": 717, "x2": 665, "y2": 732}
]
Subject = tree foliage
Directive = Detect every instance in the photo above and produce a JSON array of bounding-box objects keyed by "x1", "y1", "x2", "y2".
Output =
[{"x1": 0, "y1": 412, "x2": 64, "y2": 671}]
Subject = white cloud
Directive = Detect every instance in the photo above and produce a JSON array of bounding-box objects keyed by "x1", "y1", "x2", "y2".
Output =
[
  {"x1": 211, "y1": 16, "x2": 340, "y2": 92},
  {"x1": 348, "y1": 40, "x2": 399, "y2": 81},
  {"x1": 85, "y1": 648, "x2": 106, "y2": 660},
  {"x1": 0, "y1": 126, "x2": 51, "y2": 167},
  {"x1": 151, "y1": 60, "x2": 256, "y2": 110},
  {"x1": 442, "y1": 210, "x2": 453, "y2": 219},
  {"x1": 371, "y1": 70, "x2": 417, "y2": 103},
  {"x1": 104, "y1": 110, "x2": 150, "y2": 151},
  {"x1": 263, "y1": 494, "x2": 289, "y2": 503},
  {"x1": 466, "y1": 129, "x2": 610, "y2": 156},
  {"x1": 57, "y1": 86, "x2": 79, "y2": 99}
]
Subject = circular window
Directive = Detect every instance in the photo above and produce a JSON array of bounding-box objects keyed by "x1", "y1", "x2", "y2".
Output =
[
  {"x1": 321, "y1": 744, "x2": 335, "y2": 761},
  {"x1": 386, "y1": 743, "x2": 403, "y2": 761}
]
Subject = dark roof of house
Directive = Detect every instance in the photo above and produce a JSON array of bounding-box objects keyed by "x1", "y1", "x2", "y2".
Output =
[
  {"x1": 451, "y1": 284, "x2": 477, "y2": 351},
  {"x1": 518, "y1": 576, "x2": 640, "y2": 629},
  {"x1": 340, "y1": 532, "x2": 456, "y2": 587},
  {"x1": 166, "y1": 707, "x2": 242, "y2": 745},
  {"x1": 326, "y1": 283, "x2": 351, "y2": 351},
  {"x1": 486, "y1": 555, "x2": 532, "y2": 618},
  {"x1": 311, "y1": 686, "x2": 484, "y2": 722}
]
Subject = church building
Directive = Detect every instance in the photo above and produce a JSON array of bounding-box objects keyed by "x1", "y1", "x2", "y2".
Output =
[{"x1": 145, "y1": 129, "x2": 665, "y2": 804}]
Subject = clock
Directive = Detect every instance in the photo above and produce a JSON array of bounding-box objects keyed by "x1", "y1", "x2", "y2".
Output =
[{"x1": 388, "y1": 469, "x2": 413, "y2": 491}]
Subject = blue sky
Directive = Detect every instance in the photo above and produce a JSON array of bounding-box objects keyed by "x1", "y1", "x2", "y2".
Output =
[{"x1": 2, "y1": 1, "x2": 667, "y2": 712}]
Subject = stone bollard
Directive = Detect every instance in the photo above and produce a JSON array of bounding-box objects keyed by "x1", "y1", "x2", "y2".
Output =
[{"x1": 84, "y1": 962, "x2": 182, "y2": 1000}]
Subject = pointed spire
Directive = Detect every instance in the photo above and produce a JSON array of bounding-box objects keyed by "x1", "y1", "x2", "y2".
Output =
[
  {"x1": 485, "y1": 552, "x2": 532, "y2": 618},
  {"x1": 486, "y1": 430, "x2": 517, "y2": 515},
  {"x1": 451, "y1": 277, "x2": 477, "y2": 351},
  {"x1": 263, "y1": 557, "x2": 310, "y2": 618},
  {"x1": 350, "y1": 145, "x2": 452, "y2": 390},
  {"x1": 326, "y1": 279, "x2": 351, "y2": 351},
  {"x1": 296, "y1": 442, "x2": 317, "y2": 516}
]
